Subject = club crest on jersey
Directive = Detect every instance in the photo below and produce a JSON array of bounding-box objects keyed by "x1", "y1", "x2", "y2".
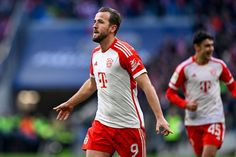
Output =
[
  {"x1": 210, "y1": 68, "x2": 217, "y2": 76},
  {"x1": 106, "y1": 58, "x2": 113, "y2": 68},
  {"x1": 191, "y1": 73, "x2": 197, "y2": 78},
  {"x1": 130, "y1": 58, "x2": 140, "y2": 72}
]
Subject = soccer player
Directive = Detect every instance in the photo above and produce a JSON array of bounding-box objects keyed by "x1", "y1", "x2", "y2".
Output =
[
  {"x1": 53, "y1": 7, "x2": 172, "y2": 157},
  {"x1": 166, "y1": 30, "x2": 236, "y2": 157}
]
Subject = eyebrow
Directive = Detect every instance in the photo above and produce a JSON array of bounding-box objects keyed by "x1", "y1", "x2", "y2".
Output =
[{"x1": 94, "y1": 18, "x2": 105, "y2": 23}]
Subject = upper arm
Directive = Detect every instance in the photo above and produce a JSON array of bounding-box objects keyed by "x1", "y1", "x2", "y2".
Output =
[
  {"x1": 220, "y1": 64, "x2": 234, "y2": 85},
  {"x1": 86, "y1": 77, "x2": 97, "y2": 93},
  {"x1": 114, "y1": 41, "x2": 147, "y2": 79},
  {"x1": 135, "y1": 73, "x2": 152, "y2": 91},
  {"x1": 90, "y1": 77, "x2": 97, "y2": 90},
  {"x1": 169, "y1": 67, "x2": 186, "y2": 91}
]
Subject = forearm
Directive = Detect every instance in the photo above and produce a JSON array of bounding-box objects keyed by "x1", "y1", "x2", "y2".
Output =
[
  {"x1": 143, "y1": 84, "x2": 165, "y2": 119},
  {"x1": 227, "y1": 81, "x2": 236, "y2": 98},
  {"x1": 67, "y1": 78, "x2": 97, "y2": 107},
  {"x1": 166, "y1": 88, "x2": 187, "y2": 108},
  {"x1": 136, "y1": 74, "x2": 165, "y2": 119}
]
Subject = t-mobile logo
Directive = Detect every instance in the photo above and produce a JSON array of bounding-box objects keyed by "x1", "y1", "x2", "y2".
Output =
[
  {"x1": 200, "y1": 80, "x2": 211, "y2": 93},
  {"x1": 98, "y1": 72, "x2": 108, "y2": 88}
]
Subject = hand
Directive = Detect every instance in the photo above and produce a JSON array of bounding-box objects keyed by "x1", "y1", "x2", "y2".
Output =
[
  {"x1": 186, "y1": 101, "x2": 198, "y2": 111},
  {"x1": 53, "y1": 102, "x2": 74, "y2": 120},
  {"x1": 156, "y1": 116, "x2": 173, "y2": 136}
]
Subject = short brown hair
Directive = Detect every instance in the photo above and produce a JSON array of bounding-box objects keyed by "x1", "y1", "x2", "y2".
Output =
[{"x1": 98, "y1": 7, "x2": 122, "y2": 35}]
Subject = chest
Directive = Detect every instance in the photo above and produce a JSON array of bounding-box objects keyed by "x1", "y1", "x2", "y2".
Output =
[
  {"x1": 92, "y1": 50, "x2": 122, "y2": 76},
  {"x1": 185, "y1": 63, "x2": 222, "y2": 83}
]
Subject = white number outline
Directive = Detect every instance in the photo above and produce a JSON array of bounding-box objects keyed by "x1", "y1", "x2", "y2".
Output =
[
  {"x1": 130, "y1": 143, "x2": 138, "y2": 157},
  {"x1": 207, "y1": 124, "x2": 221, "y2": 141}
]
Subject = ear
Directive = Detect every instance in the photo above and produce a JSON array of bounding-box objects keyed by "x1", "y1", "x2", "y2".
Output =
[
  {"x1": 194, "y1": 44, "x2": 200, "y2": 52},
  {"x1": 110, "y1": 25, "x2": 117, "y2": 33}
]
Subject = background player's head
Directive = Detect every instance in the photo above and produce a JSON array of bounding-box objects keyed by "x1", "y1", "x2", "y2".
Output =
[
  {"x1": 193, "y1": 30, "x2": 214, "y2": 61},
  {"x1": 193, "y1": 30, "x2": 214, "y2": 45}
]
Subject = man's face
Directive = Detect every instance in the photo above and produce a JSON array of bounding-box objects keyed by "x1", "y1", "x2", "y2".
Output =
[
  {"x1": 92, "y1": 12, "x2": 111, "y2": 43},
  {"x1": 195, "y1": 39, "x2": 214, "y2": 61}
]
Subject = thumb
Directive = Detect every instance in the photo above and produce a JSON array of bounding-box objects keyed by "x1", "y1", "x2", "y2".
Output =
[
  {"x1": 53, "y1": 105, "x2": 62, "y2": 111},
  {"x1": 156, "y1": 125, "x2": 160, "y2": 134}
]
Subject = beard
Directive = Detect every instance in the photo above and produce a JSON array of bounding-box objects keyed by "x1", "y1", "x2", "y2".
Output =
[{"x1": 92, "y1": 31, "x2": 109, "y2": 43}]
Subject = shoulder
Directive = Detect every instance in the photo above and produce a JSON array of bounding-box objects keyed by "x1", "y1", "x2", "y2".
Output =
[
  {"x1": 210, "y1": 57, "x2": 227, "y2": 67},
  {"x1": 175, "y1": 57, "x2": 194, "y2": 73},
  {"x1": 92, "y1": 46, "x2": 101, "y2": 54},
  {"x1": 116, "y1": 40, "x2": 135, "y2": 51},
  {"x1": 111, "y1": 39, "x2": 136, "y2": 58},
  {"x1": 91, "y1": 46, "x2": 101, "y2": 59}
]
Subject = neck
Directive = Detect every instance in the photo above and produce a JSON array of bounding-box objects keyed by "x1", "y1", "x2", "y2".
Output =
[
  {"x1": 100, "y1": 35, "x2": 115, "y2": 52},
  {"x1": 194, "y1": 54, "x2": 209, "y2": 65}
]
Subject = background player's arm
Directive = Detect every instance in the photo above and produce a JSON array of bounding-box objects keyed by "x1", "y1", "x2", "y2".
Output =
[
  {"x1": 166, "y1": 88, "x2": 198, "y2": 111},
  {"x1": 53, "y1": 77, "x2": 97, "y2": 120},
  {"x1": 227, "y1": 81, "x2": 236, "y2": 98},
  {"x1": 166, "y1": 88, "x2": 187, "y2": 108},
  {"x1": 136, "y1": 73, "x2": 172, "y2": 135},
  {"x1": 220, "y1": 64, "x2": 236, "y2": 98}
]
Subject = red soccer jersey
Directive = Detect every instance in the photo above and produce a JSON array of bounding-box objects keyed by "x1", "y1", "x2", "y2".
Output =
[{"x1": 90, "y1": 38, "x2": 147, "y2": 128}]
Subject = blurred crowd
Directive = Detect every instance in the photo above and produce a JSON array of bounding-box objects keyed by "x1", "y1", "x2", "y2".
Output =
[
  {"x1": 23, "y1": 0, "x2": 236, "y2": 23},
  {"x1": 0, "y1": 0, "x2": 236, "y2": 154},
  {"x1": 0, "y1": 112, "x2": 74, "y2": 154},
  {"x1": 0, "y1": 0, "x2": 16, "y2": 42}
]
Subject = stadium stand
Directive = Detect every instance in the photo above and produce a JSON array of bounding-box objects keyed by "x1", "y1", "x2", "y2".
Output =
[{"x1": 0, "y1": 0, "x2": 235, "y2": 156}]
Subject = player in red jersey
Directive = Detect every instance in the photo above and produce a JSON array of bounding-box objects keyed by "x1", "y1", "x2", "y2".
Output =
[
  {"x1": 53, "y1": 7, "x2": 172, "y2": 157},
  {"x1": 166, "y1": 30, "x2": 236, "y2": 157}
]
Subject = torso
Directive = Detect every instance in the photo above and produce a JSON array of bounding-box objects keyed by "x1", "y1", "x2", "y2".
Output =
[
  {"x1": 169, "y1": 56, "x2": 233, "y2": 125},
  {"x1": 90, "y1": 38, "x2": 147, "y2": 128}
]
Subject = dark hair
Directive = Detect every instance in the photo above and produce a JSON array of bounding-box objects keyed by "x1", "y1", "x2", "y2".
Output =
[
  {"x1": 98, "y1": 7, "x2": 122, "y2": 35},
  {"x1": 193, "y1": 30, "x2": 214, "y2": 45}
]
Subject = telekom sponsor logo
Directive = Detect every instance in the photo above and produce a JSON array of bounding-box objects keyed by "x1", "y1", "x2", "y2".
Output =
[
  {"x1": 200, "y1": 80, "x2": 211, "y2": 93},
  {"x1": 98, "y1": 72, "x2": 108, "y2": 88}
]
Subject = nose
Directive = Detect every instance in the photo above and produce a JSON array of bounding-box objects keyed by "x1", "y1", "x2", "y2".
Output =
[
  {"x1": 93, "y1": 21, "x2": 98, "y2": 28},
  {"x1": 210, "y1": 45, "x2": 214, "y2": 51}
]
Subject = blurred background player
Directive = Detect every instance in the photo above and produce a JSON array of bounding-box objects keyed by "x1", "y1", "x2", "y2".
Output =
[
  {"x1": 166, "y1": 30, "x2": 236, "y2": 157},
  {"x1": 54, "y1": 7, "x2": 171, "y2": 157}
]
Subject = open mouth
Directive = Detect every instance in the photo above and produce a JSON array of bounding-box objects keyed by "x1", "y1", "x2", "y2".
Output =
[
  {"x1": 93, "y1": 30, "x2": 99, "y2": 34},
  {"x1": 205, "y1": 52, "x2": 212, "y2": 58}
]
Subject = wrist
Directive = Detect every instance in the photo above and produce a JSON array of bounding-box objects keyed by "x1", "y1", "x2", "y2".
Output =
[
  {"x1": 156, "y1": 114, "x2": 165, "y2": 120},
  {"x1": 181, "y1": 101, "x2": 188, "y2": 109},
  {"x1": 66, "y1": 100, "x2": 76, "y2": 108}
]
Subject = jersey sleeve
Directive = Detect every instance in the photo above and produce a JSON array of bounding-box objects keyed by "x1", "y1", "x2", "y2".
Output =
[
  {"x1": 227, "y1": 81, "x2": 236, "y2": 98},
  {"x1": 89, "y1": 57, "x2": 94, "y2": 78},
  {"x1": 220, "y1": 63, "x2": 234, "y2": 85},
  {"x1": 126, "y1": 52, "x2": 146, "y2": 79},
  {"x1": 166, "y1": 64, "x2": 187, "y2": 108},
  {"x1": 220, "y1": 63, "x2": 236, "y2": 98},
  {"x1": 90, "y1": 48, "x2": 98, "y2": 78},
  {"x1": 166, "y1": 87, "x2": 187, "y2": 108},
  {"x1": 118, "y1": 44, "x2": 146, "y2": 79},
  {"x1": 168, "y1": 65, "x2": 186, "y2": 90}
]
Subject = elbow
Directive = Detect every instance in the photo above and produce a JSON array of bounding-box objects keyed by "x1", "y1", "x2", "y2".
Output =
[
  {"x1": 227, "y1": 81, "x2": 236, "y2": 98},
  {"x1": 165, "y1": 88, "x2": 172, "y2": 101}
]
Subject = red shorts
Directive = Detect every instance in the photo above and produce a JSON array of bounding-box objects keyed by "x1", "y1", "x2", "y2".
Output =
[
  {"x1": 186, "y1": 123, "x2": 225, "y2": 156},
  {"x1": 82, "y1": 120, "x2": 146, "y2": 157}
]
